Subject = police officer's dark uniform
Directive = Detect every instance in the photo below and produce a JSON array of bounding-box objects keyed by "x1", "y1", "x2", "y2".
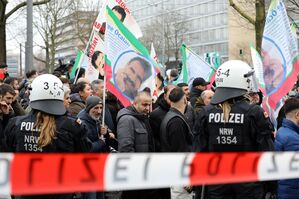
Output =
[
  {"x1": 193, "y1": 60, "x2": 275, "y2": 199},
  {"x1": 4, "y1": 113, "x2": 91, "y2": 153},
  {"x1": 3, "y1": 74, "x2": 92, "y2": 199}
]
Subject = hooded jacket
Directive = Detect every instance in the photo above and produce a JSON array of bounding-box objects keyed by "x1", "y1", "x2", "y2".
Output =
[
  {"x1": 190, "y1": 87, "x2": 203, "y2": 107},
  {"x1": 68, "y1": 93, "x2": 85, "y2": 117},
  {"x1": 275, "y1": 118, "x2": 299, "y2": 199},
  {"x1": 77, "y1": 109, "x2": 108, "y2": 152},
  {"x1": 149, "y1": 97, "x2": 170, "y2": 152},
  {"x1": 117, "y1": 106, "x2": 154, "y2": 152},
  {"x1": 194, "y1": 96, "x2": 206, "y2": 114}
]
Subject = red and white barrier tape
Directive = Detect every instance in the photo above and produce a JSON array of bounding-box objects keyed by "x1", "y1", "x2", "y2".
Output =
[{"x1": 0, "y1": 152, "x2": 298, "y2": 196}]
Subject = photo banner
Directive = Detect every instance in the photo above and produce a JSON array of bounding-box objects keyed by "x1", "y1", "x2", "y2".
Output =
[
  {"x1": 94, "y1": 0, "x2": 142, "y2": 38},
  {"x1": 261, "y1": 0, "x2": 299, "y2": 109},
  {"x1": 71, "y1": 49, "x2": 89, "y2": 80},
  {"x1": 104, "y1": 6, "x2": 156, "y2": 107},
  {"x1": 71, "y1": 33, "x2": 105, "y2": 82},
  {"x1": 85, "y1": 32, "x2": 105, "y2": 82},
  {"x1": 175, "y1": 44, "x2": 215, "y2": 88},
  {"x1": 250, "y1": 45, "x2": 265, "y2": 92}
]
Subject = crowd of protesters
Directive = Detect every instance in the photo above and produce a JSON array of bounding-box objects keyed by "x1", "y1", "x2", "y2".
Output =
[{"x1": 1, "y1": 59, "x2": 299, "y2": 199}]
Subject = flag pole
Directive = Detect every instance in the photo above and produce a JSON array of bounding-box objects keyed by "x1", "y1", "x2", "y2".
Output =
[{"x1": 102, "y1": 74, "x2": 106, "y2": 127}]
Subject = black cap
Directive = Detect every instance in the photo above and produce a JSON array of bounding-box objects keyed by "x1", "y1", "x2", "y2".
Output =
[{"x1": 192, "y1": 77, "x2": 210, "y2": 87}]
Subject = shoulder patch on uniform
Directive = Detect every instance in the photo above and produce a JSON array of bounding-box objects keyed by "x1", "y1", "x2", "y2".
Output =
[{"x1": 76, "y1": 118, "x2": 82, "y2": 125}]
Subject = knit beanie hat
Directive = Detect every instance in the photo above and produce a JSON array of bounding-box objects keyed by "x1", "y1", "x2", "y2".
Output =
[{"x1": 85, "y1": 96, "x2": 103, "y2": 113}]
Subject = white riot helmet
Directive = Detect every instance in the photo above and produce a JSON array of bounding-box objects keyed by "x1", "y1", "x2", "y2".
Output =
[
  {"x1": 211, "y1": 60, "x2": 258, "y2": 105},
  {"x1": 29, "y1": 74, "x2": 66, "y2": 115}
]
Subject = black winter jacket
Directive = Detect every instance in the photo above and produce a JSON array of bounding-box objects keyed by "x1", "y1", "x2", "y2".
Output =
[
  {"x1": 149, "y1": 97, "x2": 170, "y2": 152},
  {"x1": 190, "y1": 87, "x2": 203, "y2": 107},
  {"x1": 160, "y1": 108, "x2": 193, "y2": 152},
  {"x1": 3, "y1": 111, "x2": 92, "y2": 199},
  {"x1": 77, "y1": 109, "x2": 109, "y2": 152}
]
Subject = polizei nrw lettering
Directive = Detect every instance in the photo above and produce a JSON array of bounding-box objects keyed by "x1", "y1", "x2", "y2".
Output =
[{"x1": 209, "y1": 113, "x2": 244, "y2": 124}]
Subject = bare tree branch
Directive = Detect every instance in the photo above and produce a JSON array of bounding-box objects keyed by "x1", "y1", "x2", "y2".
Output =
[
  {"x1": 229, "y1": 0, "x2": 255, "y2": 25},
  {"x1": 288, "y1": 0, "x2": 299, "y2": 8},
  {"x1": 33, "y1": 39, "x2": 47, "y2": 49},
  {"x1": 287, "y1": 0, "x2": 299, "y2": 15},
  {"x1": 5, "y1": 0, "x2": 51, "y2": 20},
  {"x1": 34, "y1": 55, "x2": 46, "y2": 63}
]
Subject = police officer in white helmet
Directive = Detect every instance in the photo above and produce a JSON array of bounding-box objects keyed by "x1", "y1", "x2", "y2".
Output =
[
  {"x1": 3, "y1": 74, "x2": 91, "y2": 199},
  {"x1": 193, "y1": 60, "x2": 275, "y2": 199}
]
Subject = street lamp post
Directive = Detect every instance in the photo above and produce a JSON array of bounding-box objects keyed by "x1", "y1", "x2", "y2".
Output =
[
  {"x1": 161, "y1": 0, "x2": 165, "y2": 65},
  {"x1": 26, "y1": 0, "x2": 33, "y2": 72}
]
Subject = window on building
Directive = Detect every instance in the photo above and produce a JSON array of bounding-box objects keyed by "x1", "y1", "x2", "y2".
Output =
[
  {"x1": 199, "y1": 4, "x2": 204, "y2": 15},
  {"x1": 215, "y1": 29, "x2": 221, "y2": 40},
  {"x1": 202, "y1": 3, "x2": 207, "y2": 15},
  {"x1": 203, "y1": 31, "x2": 208, "y2": 41},
  {"x1": 223, "y1": 28, "x2": 228, "y2": 40}
]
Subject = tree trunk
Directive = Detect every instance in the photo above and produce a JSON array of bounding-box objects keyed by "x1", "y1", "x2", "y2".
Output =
[
  {"x1": 50, "y1": 43, "x2": 55, "y2": 73},
  {"x1": 0, "y1": 1, "x2": 7, "y2": 64},
  {"x1": 45, "y1": 38, "x2": 50, "y2": 73},
  {"x1": 255, "y1": 0, "x2": 266, "y2": 53},
  {"x1": 0, "y1": 20, "x2": 6, "y2": 64},
  {"x1": 174, "y1": 31, "x2": 179, "y2": 61}
]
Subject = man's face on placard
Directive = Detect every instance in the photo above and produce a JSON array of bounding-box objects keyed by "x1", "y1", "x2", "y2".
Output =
[
  {"x1": 95, "y1": 52, "x2": 104, "y2": 70},
  {"x1": 115, "y1": 57, "x2": 150, "y2": 99},
  {"x1": 113, "y1": 10, "x2": 123, "y2": 21},
  {"x1": 261, "y1": 47, "x2": 284, "y2": 94}
]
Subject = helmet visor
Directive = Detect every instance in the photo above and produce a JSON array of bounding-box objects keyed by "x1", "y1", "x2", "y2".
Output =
[
  {"x1": 211, "y1": 87, "x2": 247, "y2": 105},
  {"x1": 30, "y1": 100, "x2": 66, "y2": 116}
]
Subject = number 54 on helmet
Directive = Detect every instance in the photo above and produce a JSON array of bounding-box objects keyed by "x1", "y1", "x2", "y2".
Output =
[
  {"x1": 29, "y1": 74, "x2": 66, "y2": 115},
  {"x1": 211, "y1": 60, "x2": 259, "y2": 105}
]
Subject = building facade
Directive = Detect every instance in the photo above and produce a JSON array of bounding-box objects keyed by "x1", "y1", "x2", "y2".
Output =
[
  {"x1": 7, "y1": 54, "x2": 20, "y2": 77},
  {"x1": 55, "y1": 11, "x2": 96, "y2": 64},
  {"x1": 126, "y1": 0, "x2": 233, "y2": 63},
  {"x1": 126, "y1": 0, "x2": 298, "y2": 64},
  {"x1": 54, "y1": 0, "x2": 298, "y2": 66}
]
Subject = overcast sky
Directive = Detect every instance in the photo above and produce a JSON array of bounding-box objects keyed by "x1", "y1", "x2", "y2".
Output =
[{"x1": 6, "y1": 0, "x2": 101, "y2": 55}]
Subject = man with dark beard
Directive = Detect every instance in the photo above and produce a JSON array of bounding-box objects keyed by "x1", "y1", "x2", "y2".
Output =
[{"x1": 115, "y1": 56, "x2": 152, "y2": 100}]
